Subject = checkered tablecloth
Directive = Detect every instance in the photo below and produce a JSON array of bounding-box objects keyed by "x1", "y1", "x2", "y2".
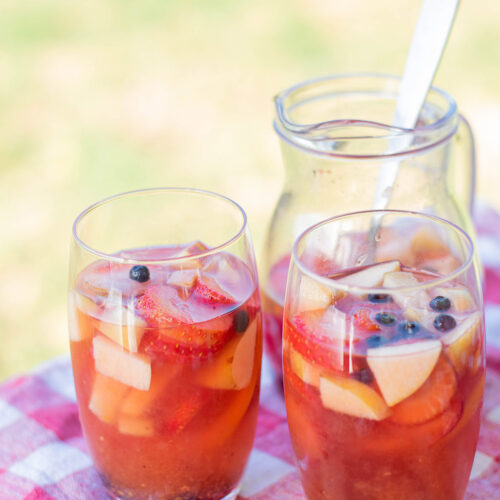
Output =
[{"x1": 2, "y1": 205, "x2": 500, "y2": 499}]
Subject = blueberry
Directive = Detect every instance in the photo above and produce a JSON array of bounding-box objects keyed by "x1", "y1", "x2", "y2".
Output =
[
  {"x1": 433, "y1": 314, "x2": 456, "y2": 332},
  {"x1": 430, "y1": 296, "x2": 451, "y2": 312},
  {"x1": 366, "y1": 334, "x2": 387, "y2": 348},
  {"x1": 398, "y1": 320, "x2": 420, "y2": 336},
  {"x1": 129, "y1": 265, "x2": 150, "y2": 283},
  {"x1": 375, "y1": 312, "x2": 396, "y2": 326},
  {"x1": 233, "y1": 310, "x2": 250, "y2": 333},
  {"x1": 353, "y1": 368, "x2": 374, "y2": 385},
  {"x1": 368, "y1": 293, "x2": 391, "y2": 303}
]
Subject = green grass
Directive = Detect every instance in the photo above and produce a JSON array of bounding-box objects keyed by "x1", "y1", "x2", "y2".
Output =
[{"x1": 0, "y1": 0, "x2": 499, "y2": 379}]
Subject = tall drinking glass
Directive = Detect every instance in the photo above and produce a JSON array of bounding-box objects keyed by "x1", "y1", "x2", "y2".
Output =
[
  {"x1": 283, "y1": 210, "x2": 484, "y2": 500},
  {"x1": 68, "y1": 188, "x2": 262, "y2": 499}
]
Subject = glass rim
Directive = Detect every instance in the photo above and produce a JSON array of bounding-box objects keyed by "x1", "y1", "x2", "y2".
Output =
[
  {"x1": 72, "y1": 187, "x2": 248, "y2": 265},
  {"x1": 273, "y1": 72, "x2": 458, "y2": 160},
  {"x1": 291, "y1": 209, "x2": 475, "y2": 295}
]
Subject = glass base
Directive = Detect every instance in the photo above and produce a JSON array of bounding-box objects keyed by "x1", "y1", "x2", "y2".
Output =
[{"x1": 105, "y1": 480, "x2": 241, "y2": 500}]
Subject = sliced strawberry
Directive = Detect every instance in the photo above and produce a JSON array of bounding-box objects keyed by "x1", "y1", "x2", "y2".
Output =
[
  {"x1": 163, "y1": 389, "x2": 205, "y2": 435},
  {"x1": 353, "y1": 308, "x2": 381, "y2": 332},
  {"x1": 389, "y1": 356, "x2": 457, "y2": 425},
  {"x1": 142, "y1": 311, "x2": 234, "y2": 361},
  {"x1": 287, "y1": 310, "x2": 361, "y2": 374},
  {"x1": 135, "y1": 285, "x2": 192, "y2": 327},
  {"x1": 192, "y1": 274, "x2": 236, "y2": 305}
]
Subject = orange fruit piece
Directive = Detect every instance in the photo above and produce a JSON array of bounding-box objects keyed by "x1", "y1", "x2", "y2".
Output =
[{"x1": 389, "y1": 356, "x2": 457, "y2": 425}]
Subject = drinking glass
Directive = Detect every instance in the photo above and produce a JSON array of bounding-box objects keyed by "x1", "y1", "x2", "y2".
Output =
[
  {"x1": 283, "y1": 209, "x2": 484, "y2": 500},
  {"x1": 68, "y1": 188, "x2": 262, "y2": 500}
]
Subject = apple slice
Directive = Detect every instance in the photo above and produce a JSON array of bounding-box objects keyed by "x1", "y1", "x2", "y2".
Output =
[
  {"x1": 367, "y1": 340, "x2": 442, "y2": 406},
  {"x1": 89, "y1": 372, "x2": 129, "y2": 424},
  {"x1": 68, "y1": 291, "x2": 100, "y2": 342},
  {"x1": 382, "y1": 271, "x2": 428, "y2": 309},
  {"x1": 441, "y1": 312, "x2": 482, "y2": 376},
  {"x1": 336, "y1": 260, "x2": 400, "y2": 288},
  {"x1": 118, "y1": 415, "x2": 155, "y2": 437},
  {"x1": 93, "y1": 335, "x2": 151, "y2": 391},
  {"x1": 297, "y1": 276, "x2": 332, "y2": 312},
  {"x1": 93, "y1": 305, "x2": 147, "y2": 353},
  {"x1": 433, "y1": 286, "x2": 474, "y2": 313},
  {"x1": 319, "y1": 375, "x2": 390, "y2": 420},
  {"x1": 195, "y1": 319, "x2": 257, "y2": 390},
  {"x1": 289, "y1": 346, "x2": 321, "y2": 388}
]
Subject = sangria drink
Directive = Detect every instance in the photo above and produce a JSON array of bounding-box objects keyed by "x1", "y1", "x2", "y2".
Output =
[
  {"x1": 68, "y1": 189, "x2": 262, "y2": 500},
  {"x1": 283, "y1": 210, "x2": 484, "y2": 500}
]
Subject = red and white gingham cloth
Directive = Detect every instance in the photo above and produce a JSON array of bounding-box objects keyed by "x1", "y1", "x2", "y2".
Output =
[{"x1": 2, "y1": 205, "x2": 500, "y2": 499}]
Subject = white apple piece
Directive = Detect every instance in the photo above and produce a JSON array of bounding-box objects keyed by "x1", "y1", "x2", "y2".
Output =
[
  {"x1": 195, "y1": 319, "x2": 257, "y2": 390},
  {"x1": 434, "y1": 286, "x2": 474, "y2": 313},
  {"x1": 94, "y1": 299, "x2": 147, "y2": 353},
  {"x1": 68, "y1": 291, "x2": 101, "y2": 342},
  {"x1": 168, "y1": 269, "x2": 198, "y2": 288},
  {"x1": 88, "y1": 372, "x2": 129, "y2": 424},
  {"x1": 319, "y1": 375, "x2": 390, "y2": 420},
  {"x1": 298, "y1": 275, "x2": 333, "y2": 312},
  {"x1": 382, "y1": 271, "x2": 428, "y2": 309},
  {"x1": 118, "y1": 415, "x2": 155, "y2": 437},
  {"x1": 335, "y1": 260, "x2": 400, "y2": 288},
  {"x1": 93, "y1": 335, "x2": 151, "y2": 391},
  {"x1": 367, "y1": 340, "x2": 442, "y2": 406},
  {"x1": 441, "y1": 312, "x2": 482, "y2": 376},
  {"x1": 289, "y1": 347, "x2": 321, "y2": 388}
]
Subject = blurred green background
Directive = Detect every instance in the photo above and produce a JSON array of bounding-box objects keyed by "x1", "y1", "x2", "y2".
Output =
[{"x1": 1, "y1": 0, "x2": 499, "y2": 379}]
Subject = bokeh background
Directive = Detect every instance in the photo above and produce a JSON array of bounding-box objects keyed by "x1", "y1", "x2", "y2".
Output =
[{"x1": 1, "y1": 0, "x2": 499, "y2": 379}]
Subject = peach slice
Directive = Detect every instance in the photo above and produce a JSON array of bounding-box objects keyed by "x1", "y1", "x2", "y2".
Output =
[
  {"x1": 367, "y1": 340, "x2": 442, "y2": 406},
  {"x1": 336, "y1": 260, "x2": 400, "y2": 288},
  {"x1": 434, "y1": 286, "x2": 474, "y2": 313},
  {"x1": 118, "y1": 415, "x2": 155, "y2": 437},
  {"x1": 289, "y1": 346, "x2": 321, "y2": 388},
  {"x1": 382, "y1": 271, "x2": 428, "y2": 309},
  {"x1": 319, "y1": 375, "x2": 390, "y2": 420},
  {"x1": 195, "y1": 320, "x2": 257, "y2": 390},
  {"x1": 93, "y1": 305, "x2": 147, "y2": 353},
  {"x1": 298, "y1": 276, "x2": 332, "y2": 312},
  {"x1": 89, "y1": 372, "x2": 129, "y2": 424},
  {"x1": 93, "y1": 335, "x2": 151, "y2": 391},
  {"x1": 441, "y1": 312, "x2": 482, "y2": 376}
]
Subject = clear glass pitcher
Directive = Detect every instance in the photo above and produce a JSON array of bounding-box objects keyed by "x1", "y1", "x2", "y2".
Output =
[{"x1": 262, "y1": 73, "x2": 477, "y2": 381}]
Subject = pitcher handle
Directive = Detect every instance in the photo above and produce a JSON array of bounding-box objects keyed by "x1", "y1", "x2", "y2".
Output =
[{"x1": 454, "y1": 114, "x2": 476, "y2": 215}]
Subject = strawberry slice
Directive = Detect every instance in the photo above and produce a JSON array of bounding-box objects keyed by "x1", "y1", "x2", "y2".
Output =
[
  {"x1": 192, "y1": 274, "x2": 236, "y2": 305},
  {"x1": 163, "y1": 389, "x2": 205, "y2": 435},
  {"x1": 353, "y1": 308, "x2": 381, "y2": 332},
  {"x1": 287, "y1": 310, "x2": 361, "y2": 374},
  {"x1": 389, "y1": 356, "x2": 457, "y2": 425},
  {"x1": 135, "y1": 285, "x2": 192, "y2": 327}
]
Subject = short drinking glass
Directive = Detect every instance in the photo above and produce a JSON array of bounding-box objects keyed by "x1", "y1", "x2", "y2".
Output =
[
  {"x1": 69, "y1": 188, "x2": 262, "y2": 499},
  {"x1": 283, "y1": 210, "x2": 484, "y2": 500}
]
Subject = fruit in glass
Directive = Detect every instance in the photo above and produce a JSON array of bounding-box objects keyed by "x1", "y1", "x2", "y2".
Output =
[
  {"x1": 68, "y1": 189, "x2": 262, "y2": 500},
  {"x1": 283, "y1": 210, "x2": 484, "y2": 500}
]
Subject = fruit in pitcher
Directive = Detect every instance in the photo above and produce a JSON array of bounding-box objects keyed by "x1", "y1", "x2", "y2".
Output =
[
  {"x1": 193, "y1": 274, "x2": 236, "y2": 305},
  {"x1": 382, "y1": 271, "x2": 428, "y2": 309},
  {"x1": 89, "y1": 372, "x2": 129, "y2": 424},
  {"x1": 289, "y1": 347, "x2": 322, "y2": 388},
  {"x1": 367, "y1": 340, "x2": 442, "y2": 406},
  {"x1": 434, "y1": 286, "x2": 474, "y2": 313},
  {"x1": 319, "y1": 374, "x2": 390, "y2": 420},
  {"x1": 129, "y1": 265, "x2": 150, "y2": 283},
  {"x1": 93, "y1": 335, "x2": 151, "y2": 391}
]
